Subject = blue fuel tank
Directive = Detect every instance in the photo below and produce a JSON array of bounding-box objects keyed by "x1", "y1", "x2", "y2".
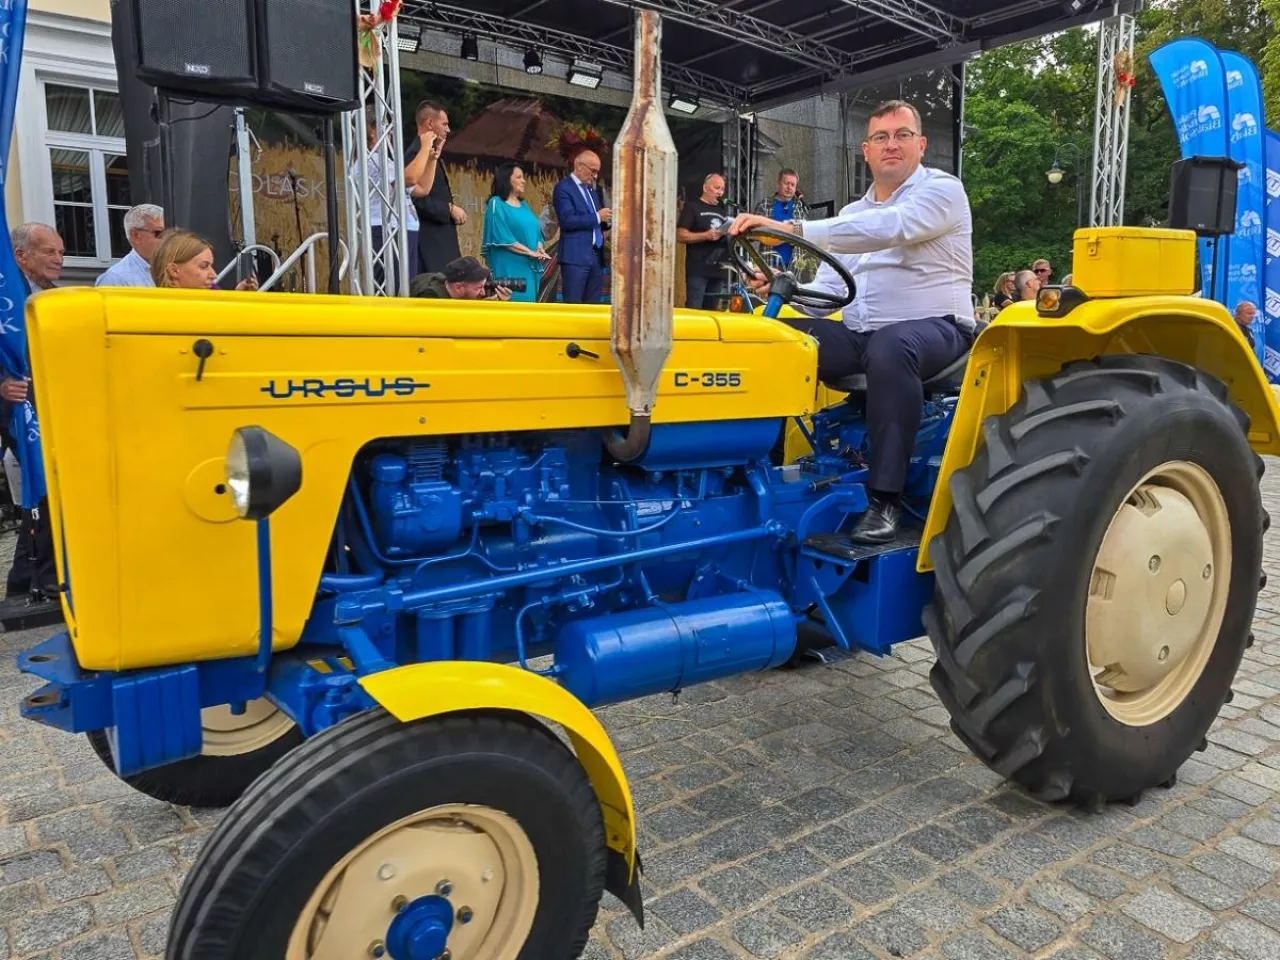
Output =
[{"x1": 554, "y1": 589, "x2": 797, "y2": 706}]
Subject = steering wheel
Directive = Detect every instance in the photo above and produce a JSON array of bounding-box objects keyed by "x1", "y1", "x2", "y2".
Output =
[{"x1": 729, "y1": 224, "x2": 856, "y2": 319}]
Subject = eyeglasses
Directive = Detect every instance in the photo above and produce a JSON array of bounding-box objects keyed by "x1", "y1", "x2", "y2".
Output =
[
  {"x1": 866, "y1": 130, "x2": 920, "y2": 146},
  {"x1": 135, "y1": 228, "x2": 165, "y2": 239},
  {"x1": 1034, "y1": 267, "x2": 1050, "y2": 275}
]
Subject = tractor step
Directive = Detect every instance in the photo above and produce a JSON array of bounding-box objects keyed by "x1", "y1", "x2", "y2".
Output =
[
  {"x1": 0, "y1": 594, "x2": 64, "y2": 632},
  {"x1": 802, "y1": 527, "x2": 922, "y2": 563}
]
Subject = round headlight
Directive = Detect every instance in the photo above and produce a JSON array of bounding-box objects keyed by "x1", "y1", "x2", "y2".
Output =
[
  {"x1": 225, "y1": 431, "x2": 252, "y2": 517},
  {"x1": 224, "y1": 426, "x2": 303, "y2": 521}
]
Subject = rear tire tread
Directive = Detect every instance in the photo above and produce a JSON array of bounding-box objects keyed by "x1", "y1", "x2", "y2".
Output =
[{"x1": 925, "y1": 354, "x2": 1263, "y2": 807}]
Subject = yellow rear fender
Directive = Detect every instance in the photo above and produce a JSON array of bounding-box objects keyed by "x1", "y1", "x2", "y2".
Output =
[
  {"x1": 358, "y1": 661, "x2": 642, "y2": 917},
  {"x1": 919, "y1": 297, "x2": 1280, "y2": 572}
]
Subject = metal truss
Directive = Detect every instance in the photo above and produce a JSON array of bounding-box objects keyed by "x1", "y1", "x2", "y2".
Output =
[
  {"x1": 1089, "y1": 11, "x2": 1135, "y2": 226},
  {"x1": 831, "y1": 0, "x2": 964, "y2": 44},
  {"x1": 592, "y1": 0, "x2": 856, "y2": 74},
  {"x1": 401, "y1": 2, "x2": 751, "y2": 104},
  {"x1": 342, "y1": 0, "x2": 411, "y2": 297}
]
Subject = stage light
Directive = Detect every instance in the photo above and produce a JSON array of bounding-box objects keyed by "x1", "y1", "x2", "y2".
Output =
[
  {"x1": 524, "y1": 48, "x2": 543, "y2": 74},
  {"x1": 669, "y1": 92, "x2": 699, "y2": 114},
  {"x1": 397, "y1": 23, "x2": 421, "y2": 54},
  {"x1": 568, "y1": 59, "x2": 603, "y2": 89},
  {"x1": 461, "y1": 34, "x2": 479, "y2": 61}
]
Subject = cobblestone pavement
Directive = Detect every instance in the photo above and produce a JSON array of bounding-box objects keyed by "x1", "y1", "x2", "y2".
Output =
[{"x1": 5, "y1": 467, "x2": 1280, "y2": 960}]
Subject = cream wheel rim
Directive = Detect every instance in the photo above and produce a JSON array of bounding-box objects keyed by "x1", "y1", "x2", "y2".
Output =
[
  {"x1": 286, "y1": 804, "x2": 540, "y2": 960},
  {"x1": 199, "y1": 699, "x2": 295, "y2": 757},
  {"x1": 1086, "y1": 460, "x2": 1231, "y2": 726}
]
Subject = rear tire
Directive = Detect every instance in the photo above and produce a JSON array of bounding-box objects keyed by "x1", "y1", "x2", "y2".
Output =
[
  {"x1": 87, "y1": 699, "x2": 301, "y2": 808},
  {"x1": 926, "y1": 355, "x2": 1263, "y2": 806},
  {"x1": 166, "y1": 709, "x2": 607, "y2": 960}
]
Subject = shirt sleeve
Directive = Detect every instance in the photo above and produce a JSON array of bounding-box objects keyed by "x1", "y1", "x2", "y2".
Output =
[
  {"x1": 482, "y1": 197, "x2": 517, "y2": 252},
  {"x1": 677, "y1": 202, "x2": 697, "y2": 232},
  {"x1": 802, "y1": 176, "x2": 966, "y2": 255}
]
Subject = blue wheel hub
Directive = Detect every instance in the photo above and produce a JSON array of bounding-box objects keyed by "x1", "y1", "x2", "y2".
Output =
[{"x1": 385, "y1": 894, "x2": 454, "y2": 960}]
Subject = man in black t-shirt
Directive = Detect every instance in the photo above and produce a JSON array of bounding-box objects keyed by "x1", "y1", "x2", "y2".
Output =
[{"x1": 677, "y1": 173, "x2": 729, "y2": 309}]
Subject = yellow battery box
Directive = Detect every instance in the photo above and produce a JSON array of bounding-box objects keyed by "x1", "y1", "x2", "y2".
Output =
[{"x1": 1071, "y1": 227, "x2": 1199, "y2": 298}]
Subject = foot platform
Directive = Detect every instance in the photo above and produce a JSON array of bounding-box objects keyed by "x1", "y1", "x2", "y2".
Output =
[{"x1": 802, "y1": 527, "x2": 922, "y2": 563}]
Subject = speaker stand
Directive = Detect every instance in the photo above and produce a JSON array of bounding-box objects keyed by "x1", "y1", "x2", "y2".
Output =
[
  {"x1": 157, "y1": 91, "x2": 175, "y2": 222},
  {"x1": 323, "y1": 117, "x2": 340, "y2": 294}
]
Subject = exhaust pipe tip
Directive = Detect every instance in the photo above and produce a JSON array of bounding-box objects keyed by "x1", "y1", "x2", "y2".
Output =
[{"x1": 604, "y1": 415, "x2": 652, "y2": 463}]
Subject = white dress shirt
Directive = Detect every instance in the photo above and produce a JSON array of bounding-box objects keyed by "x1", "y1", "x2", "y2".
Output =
[
  {"x1": 797, "y1": 164, "x2": 974, "y2": 333},
  {"x1": 359, "y1": 152, "x2": 420, "y2": 233},
  {"x1": 95, "y1": 249, "x2": 154, "y2": 287}
]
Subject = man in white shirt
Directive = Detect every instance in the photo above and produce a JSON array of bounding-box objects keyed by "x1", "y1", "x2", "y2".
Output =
[
  {"x1": 730, "y1": 99, "x2": 974, "y2": 545},
  {"x1": 95, "y1": 204, "x2": 164, "y2": 287}
]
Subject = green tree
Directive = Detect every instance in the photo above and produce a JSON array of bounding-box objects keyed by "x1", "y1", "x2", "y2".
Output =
[{"x1": 962, "y1": 0, "x2": 1271, "y2": 294}]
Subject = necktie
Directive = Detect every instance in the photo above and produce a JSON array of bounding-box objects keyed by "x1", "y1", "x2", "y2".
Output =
[{"x1": 579, "y1": 183, "x2": 603, "y2": 248}]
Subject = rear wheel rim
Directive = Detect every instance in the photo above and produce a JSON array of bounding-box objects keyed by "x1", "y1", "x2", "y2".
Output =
[
  {"x1": 1086, "y1": 460, "x2": 1231, "y2": 726},
  {"x1": 285, "y1": 803, "x2": 540, "y2": 960},
  {"x1": 200, "y1": 699, "x2": 295, "y2": 757}
]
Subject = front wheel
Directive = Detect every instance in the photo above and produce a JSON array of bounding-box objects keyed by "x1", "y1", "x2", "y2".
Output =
[
  {"x1": 87, "y1": 698, "x2": 302, "y2": 807},
  {"x1": 166, "y1": 710, "x2": 607, "y2": 960},
  {"x1": 926, "y1": 355, "x2": 1264, "y2": 807}
]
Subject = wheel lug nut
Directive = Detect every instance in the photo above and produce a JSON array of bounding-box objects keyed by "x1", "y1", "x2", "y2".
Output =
[
  {"x1": 1203, "y1": 564, "x2": 1212, "y2": 579},
  {"x1": 457, "y1": 906, "x2": 474, "y2": 924},
  {"x1": 436, "y1": 879, "x2": 453, "y2": 897},
  {"x1": 392, "y1": 895, "x2": 408, "y2": 913},
  {"x1": 378, "y1": 863, "x2": 396, "y2": 881},
  {"x1": 368, "y1": 940, "x2": 386, "y2": 958},
  {"x1": 1149, "y1": 555, "x2": 1161, "y2": 573},
  {"x1": 1158, "y1": 645, "x2": 1170, "y2": 662}
]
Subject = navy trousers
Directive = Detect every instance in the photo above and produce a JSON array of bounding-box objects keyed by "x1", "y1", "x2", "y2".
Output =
[
  {"x1": 561, "y1": 255, "x2": 604, "y2": 304},
  {"x1": 781, "y1": 315, "x2": 972, "y2": 494}
]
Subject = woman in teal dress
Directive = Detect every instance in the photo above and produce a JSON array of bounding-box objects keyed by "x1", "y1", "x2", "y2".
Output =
[{"x1": 482, "y1": 162, "x2": 550, "y2": 302}]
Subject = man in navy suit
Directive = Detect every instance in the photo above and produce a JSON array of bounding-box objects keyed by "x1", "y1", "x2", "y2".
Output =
[{"x1": 553, "y1": 150, "x2": 612, "y2": 303}]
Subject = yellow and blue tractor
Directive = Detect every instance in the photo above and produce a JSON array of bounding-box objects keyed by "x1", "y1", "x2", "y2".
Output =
[{"x1": 13, "y1": 14, "x2": 1280, "y2": 960}]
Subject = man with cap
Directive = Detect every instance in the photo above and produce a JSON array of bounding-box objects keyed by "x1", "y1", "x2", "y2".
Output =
[{"x1": 410, "y1": 256, "x2": 512, "y2": 300}]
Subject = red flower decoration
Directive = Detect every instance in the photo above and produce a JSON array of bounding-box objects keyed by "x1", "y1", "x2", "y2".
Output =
[{"x1": 378, "y1": 0, "x2": 399, "y2": 21}]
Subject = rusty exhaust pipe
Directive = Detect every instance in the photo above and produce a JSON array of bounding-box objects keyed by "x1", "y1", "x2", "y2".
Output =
[{"x1": 604, "y1": 9, "x2": 679, "y2": 462}]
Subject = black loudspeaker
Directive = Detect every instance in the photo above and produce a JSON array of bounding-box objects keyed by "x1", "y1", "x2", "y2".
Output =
[
  {"x1": 129, "y1": 0, "x2": 357, "y2": 113},
  {"x1": 1168, "y1": 156, "x2": 1243, "y2": 237},
  {"x1": 257, "y1": 0, "x2": 359, "y2": 112},
  {"x1": 131, "y1": 0, "x2": 258, "y2": 100}
]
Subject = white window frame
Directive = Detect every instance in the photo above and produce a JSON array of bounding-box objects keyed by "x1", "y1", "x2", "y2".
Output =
[
  {"x1": 44, "y1": 84, "x2": 129, "y2": 266},
  {"x1": 15, "y1": 13, "x2": 124, "y2": 270}
]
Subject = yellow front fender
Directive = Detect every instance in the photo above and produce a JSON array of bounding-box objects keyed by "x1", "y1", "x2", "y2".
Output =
[
  {"x1": 358, "y1": 661, "x2": 640, "y2": 904},
  {"x1": 919, "y1": 296, "x2": 1280, "y2": 571}
]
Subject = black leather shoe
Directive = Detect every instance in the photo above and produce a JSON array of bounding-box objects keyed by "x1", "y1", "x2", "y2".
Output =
[{"x1": 850, "y1": 497, "x2": 900, "y2": 545}]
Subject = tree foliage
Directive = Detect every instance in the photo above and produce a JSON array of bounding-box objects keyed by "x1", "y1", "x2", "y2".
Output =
[{"x1": 963, "y1": 0, "x2": 1271, "y2": 294}]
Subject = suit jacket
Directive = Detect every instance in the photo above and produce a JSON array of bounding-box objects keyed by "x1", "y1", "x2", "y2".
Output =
[
  {"x1": 405, "y1": 136, "x2": 460, "y2": 273},
  {"x1": 552, "y1": 176, "x2": 608, "y2": 267}
]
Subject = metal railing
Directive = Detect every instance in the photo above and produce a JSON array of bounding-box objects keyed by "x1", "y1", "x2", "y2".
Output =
[
  {"x1": 215, "y1": 244, "x2": 282, "y2": 286},
  {"x1": 257, "y1": 233, "x2": 352, "y2": 294}
]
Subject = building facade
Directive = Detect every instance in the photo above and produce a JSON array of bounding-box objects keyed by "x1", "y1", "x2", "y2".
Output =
[{"x1": 6, "y1": 0, "x2": 118, "y2": 284}]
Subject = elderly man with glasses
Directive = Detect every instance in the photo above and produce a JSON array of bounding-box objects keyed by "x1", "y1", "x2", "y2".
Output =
[
  {"x1": 729, "y1": 99, "x2": 974, "y2": 545},
  {"x1": 96, "y1": 204, "x2": 165, "y2": 287}
]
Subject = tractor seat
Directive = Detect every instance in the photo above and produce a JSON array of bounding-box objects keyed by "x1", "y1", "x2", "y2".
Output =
[{"x1": 821, "y1": 319, "x2": 987, "y2": 395}]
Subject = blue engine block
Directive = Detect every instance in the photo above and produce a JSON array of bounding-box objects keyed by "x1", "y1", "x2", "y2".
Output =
[{"x1": 21, "y1": 406, "x2": 951, "y2": 775}]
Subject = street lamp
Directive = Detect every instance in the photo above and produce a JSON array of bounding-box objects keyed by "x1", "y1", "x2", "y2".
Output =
[{"x1": 1046, "y1": 142, "x2": 1085, "y2": 229}]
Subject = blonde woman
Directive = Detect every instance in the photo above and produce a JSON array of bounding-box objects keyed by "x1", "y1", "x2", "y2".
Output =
[
  {"x1": 150, "y1": 230, "x2": 258, "y2": 290},
  {"x1": 992, "y1": 272, "x2": 1015, "y2": 310}
]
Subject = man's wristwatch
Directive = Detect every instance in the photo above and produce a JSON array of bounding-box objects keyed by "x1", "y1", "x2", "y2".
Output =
[{"x1": 789, "y1": 219, "x2": 804, "y2": 238}]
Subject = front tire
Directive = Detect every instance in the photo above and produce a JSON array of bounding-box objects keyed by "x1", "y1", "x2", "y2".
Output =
[
  {"x1": 87, "y1": 699, "x2": 302, "y2": 808},
  {"x1": 926, "y1": 355, "x2": 1264, "y2": 807},
  {"x1": 167, "y1": 709, "x2": 607, "y2": 960}
]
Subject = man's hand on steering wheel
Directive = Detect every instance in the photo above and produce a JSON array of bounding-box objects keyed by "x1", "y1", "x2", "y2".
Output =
[
  {"x1": 724, "y1": 217, "x2": 856, "y2": 316},
  {"x1": 727, "y1": 213, "x2": 793, "y2": 241}
]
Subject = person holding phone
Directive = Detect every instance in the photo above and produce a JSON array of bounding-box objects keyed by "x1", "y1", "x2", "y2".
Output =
[{"x1": 677, "y1": 172, "x2": 729, "y2": 309}]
